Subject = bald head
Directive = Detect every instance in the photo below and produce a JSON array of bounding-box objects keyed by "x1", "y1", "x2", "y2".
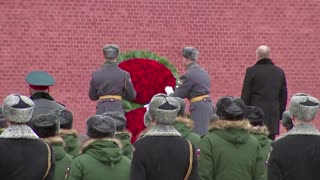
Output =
[{"x1": 256, "y1": 45, "x2": 270, "y2": 60}]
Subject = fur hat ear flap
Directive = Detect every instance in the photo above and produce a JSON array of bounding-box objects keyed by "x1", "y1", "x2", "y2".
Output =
[
  {"x1": 282, "y1": 111, "x2": 293, "y2": 131},
  {"x1": 49, "y1": 109, "x2": 73, "y2": 129},
  {"x1": 102, "y1": 111, "x2": 127, "y2": 131},
  {"x1": 143, "y1": 111, "x2": 153, "y2": 127},
  {"x1": 174, "y1": 97, "x2": 186, "y2": 117}
]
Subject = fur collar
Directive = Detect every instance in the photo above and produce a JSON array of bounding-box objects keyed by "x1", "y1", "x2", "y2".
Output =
[
  {"x1": 115, "y1": 130, "x2": 132, "y2": 137},
  {"x1": 247, "y1": 125, "x2": 269, "y2": 135},
  {"x1": 284, "y1": 123, "x2": 320, "y2": 136},
  {"x1": 209, "y1": 120, "x2": 251, "y2": 131},
  {"x1": 59, "y1": 129, "x2": 79, "y2": 137},
  {"x1": 175, "y1": 117, "x2": 194, "y2": 128},
  {"x1": 81, "y1": 138, "x2": 123, "y2": 153},
  {"x1": 0, "y1": 125, "x2": 39, "y2": 139},
  {"x1": 255, "y1": 58, "x2": 274, "y2": 65},
  {"x1": 30, "y1": 92, "x2": 54, "y2": 101},
  {"x1": 137, "y1": 127, "x2": 151, "y2": 139},
  {"x1": 145, "y1": 124, "x2": 181, "y2": 137},
  {"x1": 42, "y1": 136, "x2": 65, "y2": 145}
]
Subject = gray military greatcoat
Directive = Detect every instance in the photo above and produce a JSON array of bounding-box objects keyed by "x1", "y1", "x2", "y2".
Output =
[
  {"x1": 170, "y1": 62, "x2": 214, "y2": 135},
  {"x1": 89, "y1": 61, "x2": 137, "y2": 114}
]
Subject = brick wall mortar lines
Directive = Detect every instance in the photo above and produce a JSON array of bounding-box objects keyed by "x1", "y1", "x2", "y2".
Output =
[{"x1": 1, "y1": 0, "x2": 319, "y2": 133}]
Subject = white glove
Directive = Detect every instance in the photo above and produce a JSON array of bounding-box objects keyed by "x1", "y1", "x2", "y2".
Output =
[
  {"x1": 144, "y1": 104, "x2": 149, "y2": 111},
  {"x1": 165, "y1": 86, "x2": 174, "y2": 95}
]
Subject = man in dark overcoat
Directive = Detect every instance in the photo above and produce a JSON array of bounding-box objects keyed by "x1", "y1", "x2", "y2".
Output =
[
  {"x1": 89, "y1": 44, "x2": 137, "y2": 115},
  {"x1": 26, "y1": 70, "x2": 66, "y2": 118},
  {"x1": 241, "y1": 45, "x2": 287, "y2": 140},
  {"x1": 166, "y1": 47, "x2": 214, "y2": 135},
  {"x1": 0, "y1": 94, "x2": 55, "y2": 180},
  {"x1": 267, "y1": 93, "x2": 320, "y2": 180}
]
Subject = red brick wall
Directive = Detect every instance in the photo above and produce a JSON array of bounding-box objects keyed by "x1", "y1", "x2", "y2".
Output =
[{"x1": 1, "y1": 0, "x2": 320, "y2": 133}]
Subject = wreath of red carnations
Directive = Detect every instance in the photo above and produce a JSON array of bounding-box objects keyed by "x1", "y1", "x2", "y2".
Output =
[{"x1": 116, "y1": 50, "x2": 178, "y2": 142}]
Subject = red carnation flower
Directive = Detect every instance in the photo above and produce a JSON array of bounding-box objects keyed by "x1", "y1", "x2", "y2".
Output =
[
  {"x1": 125, "y1": 107, "x2": 147, "y2": 142},
  {"x1": 119, "y1": 59, "x2": 176, "y2": 104}
]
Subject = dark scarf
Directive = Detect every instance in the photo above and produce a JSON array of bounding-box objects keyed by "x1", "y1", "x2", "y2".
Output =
[
  {"x1": 30, "y1": 92, "x2": 55, "y2": 101},
  {"x1": 255, "y1": 58, "x2": 274, "y2": 65}
]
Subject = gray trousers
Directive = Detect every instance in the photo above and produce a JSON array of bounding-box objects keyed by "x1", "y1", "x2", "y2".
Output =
[{"x1": 96, "y1": 99, "x2": 124, "y2": 115}]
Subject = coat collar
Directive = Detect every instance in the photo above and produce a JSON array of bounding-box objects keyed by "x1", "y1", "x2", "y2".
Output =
[
  {"x1": 255, "y1": 58, "x2": 274, "y2": 65},
  {"x1": 284, "y1": 123, "x2": 320, "y2": 136},
  {"x1": 208, "y1": 120, "x2": 252, "y2": 131},
  {"x1": 186, "y1": 61, "x2": 198, "y2": 70},
  {"x1": 102, "y1": 60, "x2": 118, "y2": 68},
  {"x1": 247, "y1": 125, "x2": 270, "y2": 136},
  {"x1": 145, "y1": 124, "x2": 181, "y2": 137},
  {"x1": 175, "y1": 116, "x2": 194, "y2": 129},
  {"x1": 0, "y1": 124, "x2": 39, "y2": 139},
  {"x1": 30, "y1": 92, "x2": 54, "y2": 101},
  {"x1": 59, "y1": 128, "x2": 79, "y2": 138},
  {"x1": 81, "y1": 138, "x2": 123, "y2": 153},
  {"x1": 42, "y1": 136, "x2": 65, "y2": 145}
]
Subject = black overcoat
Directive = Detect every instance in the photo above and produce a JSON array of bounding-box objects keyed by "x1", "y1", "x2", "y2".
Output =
[
  {"x1": 0, "y1": 138, "x2": 55, "y2": 180},
  {"x1": 267, "y1": 127, "x2": 320, "y2": 180},
  {"x1": 241, "y1": 58, "x2": 287, "y2": 134},
  {"x1": 130, "y1": 136, "x2": 199, "y2": 180}
]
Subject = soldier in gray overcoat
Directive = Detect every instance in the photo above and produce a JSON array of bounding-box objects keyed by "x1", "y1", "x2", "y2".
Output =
[
  {"x1": 165, "y1": 47, "x2": 214, "y2": 135},
  {"x1": 89, "y1": 44, "x2": 137, "y2": 115}
]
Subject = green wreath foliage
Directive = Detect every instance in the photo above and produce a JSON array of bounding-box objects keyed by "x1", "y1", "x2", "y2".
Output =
[{"x1": 117, "y1": 50, "x2": 179, "y2": 81}]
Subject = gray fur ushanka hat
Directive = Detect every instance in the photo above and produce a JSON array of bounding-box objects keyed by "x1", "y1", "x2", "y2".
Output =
[
  {"x1": 148, "y1": 93, "x2": 180, "y2": 125},
  {"x1": 182, "y1": 47, "x2": 199, "y2": 61},
  {"x1": 2, "y1": 94, "x2": 34, "y2": 123},
  {"x1": 289, "y1": 93, "x2": 320, "y2": 122},
  {"x1": 49, "y1": 109, "x2": 73, "y2": 129},
  {"x1": 86, "y1": 115, "x2": 116, "y2": 138},
  {"x1": 102, "y1": 111, "x2": 127, "y2": 131},
  {"x1": 103, "y1": 44, "x2": 120, "y2": 59}
]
